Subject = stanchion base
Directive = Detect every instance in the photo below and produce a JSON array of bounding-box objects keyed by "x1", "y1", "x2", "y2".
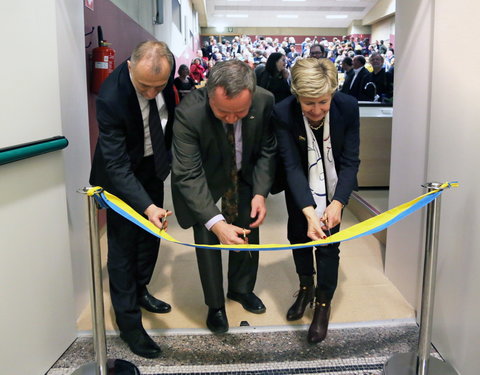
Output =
[
  {"x1": 71, "y1": 359, "x2": 140, "y2": 374},
  {"x1": 384, "y1": 352, "x2": 459, "y2": 375}
]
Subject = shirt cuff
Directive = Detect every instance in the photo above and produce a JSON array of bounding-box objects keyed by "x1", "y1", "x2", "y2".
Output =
[{"x1": 205, "y1": 214, "x2": 225, "y2": 230}]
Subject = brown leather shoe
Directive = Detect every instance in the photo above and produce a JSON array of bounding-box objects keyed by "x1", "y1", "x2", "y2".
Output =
[
  {"x1": 307, "y1": 301, "x2": 331, "y2": 344},
  {"x1": 287, "y1": 285, "x2": 315, "y2": 321}
]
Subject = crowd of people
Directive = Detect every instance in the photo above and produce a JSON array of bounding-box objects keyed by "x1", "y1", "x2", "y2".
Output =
[
  {"x1": 175, "y1": 34, "x2": 395, "y2": 104},
  {"x1": 92, "y1": 37, "x2": 366, "y2": 359}
]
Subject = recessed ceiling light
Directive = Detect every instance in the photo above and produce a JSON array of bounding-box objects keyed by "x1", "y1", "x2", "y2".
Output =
[
  {"x1": 277, "y1": 14, "x2": 299, "y2": 19},
  {"x1": 326, "y1": 14, "x2": 348, "y2": 19},
  {"x1": 226, "y1": 14, "x2": 249, "y2": 18}
]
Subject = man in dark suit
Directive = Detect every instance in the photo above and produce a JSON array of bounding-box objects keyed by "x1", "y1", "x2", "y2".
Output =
[
  {"x1": 90, "y1": 40, "x2": 176, "y2": 358},
  {"x1": 171, "y1": 60, "x2": 276, "y2": 334},
  {"x1": 340, "y1": 55, "x2": 371, "y2": 100}
]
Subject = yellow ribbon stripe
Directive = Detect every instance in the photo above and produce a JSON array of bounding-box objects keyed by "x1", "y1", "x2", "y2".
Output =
[{"x1": 86, "y1": 182, "x2": 458, "y2": 251}]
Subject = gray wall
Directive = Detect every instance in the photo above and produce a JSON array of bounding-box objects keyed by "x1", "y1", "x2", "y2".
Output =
[
  {"x1": 112, "y1": 0, "x2": 155, "y2": 35},
  {"x1": 387, "y1": 1, "x2": 480, "y2": 374}
]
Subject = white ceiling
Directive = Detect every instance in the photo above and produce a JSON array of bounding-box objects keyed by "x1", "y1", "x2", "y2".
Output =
[{"x1": 204, "y1": 0, "x2": 379, "y2": 29}]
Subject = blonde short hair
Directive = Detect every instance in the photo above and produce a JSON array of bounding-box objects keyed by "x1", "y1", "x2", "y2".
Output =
[{"x1": 290, "y1": 58, "x2": 338, "y2": 98}]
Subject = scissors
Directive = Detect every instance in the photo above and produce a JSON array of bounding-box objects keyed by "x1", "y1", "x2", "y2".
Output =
[
  {"x1": 161, "y1": 211, "x2": 168, "y2": 228},
  {"x1": 322, "y1": 214, "x2": 332, "y2": 238},
  {"x1": 242, "y1": 228, "x2": 252, "y2": 257}
]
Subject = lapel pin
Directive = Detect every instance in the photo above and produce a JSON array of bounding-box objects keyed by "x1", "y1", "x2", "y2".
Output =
[
  {"x1": 249, "y1": 115, "x2": 255, "y2": 119},
  {"x1": 299, "y1": 136, "x2": 306, "y2": 141}
]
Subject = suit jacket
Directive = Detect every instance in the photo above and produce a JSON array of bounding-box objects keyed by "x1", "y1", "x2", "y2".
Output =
[
  {"x1": 171, "y1": 86, "x2": 276, "y2": 229},
  {"x1": 272, "y1": 92, "x2": 360, "y2": 218},
  {"x1": 341, "y1": 66, "x2": 370, "y2": 100},
  {"x1": 89, "y1": 59, "x2": 176, "y2": 213}
]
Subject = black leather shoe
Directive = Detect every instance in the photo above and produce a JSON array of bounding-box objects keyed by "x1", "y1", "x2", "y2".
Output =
[
  {"x1": 138, "y1": 290, "x2": 171, "y2": 314},
  {"x1": 287, "y1": 285, "x2": 315, "y2": 321},
  {"x1": 206, "y1": 307, "x2": 229, "y2": 333},
  {"x1": 120, "y1": 328, "x2": 161, "y2": 358},
  {"x1": 227, "y1": 291, "x2": 266, "y2": 314}
]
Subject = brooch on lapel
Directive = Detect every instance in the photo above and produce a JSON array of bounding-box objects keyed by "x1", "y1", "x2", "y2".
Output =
[
  {"x1": 248, "y1": 115, "x2": 255, "y2": 120},
  {"x1": 298, "y1": 135, "x2": 306, "y2": 142}
]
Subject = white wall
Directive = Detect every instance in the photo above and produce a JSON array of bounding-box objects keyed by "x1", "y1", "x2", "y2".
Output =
[
  {"x1": 370, "y1": 16, "x2": 394, "y2": 44},
  {"x1": 388, "y1": 1, "x2": 480, "y2": 374},
  {"x1": 363, "y1": 0, "x2": 395, "y2": 26},
  {"x1": 386, "y1": 0, "x2": 432, "y2": 309},
  {"x1": 56, "y1": 0, "x2": 92, "y2": 317},
  {"x1": 0, "y1": 0, "x2": 90, "y2": 373},
  {"x1": 155, "y1": 0, "x2": 198, "y2": 57},
  {"x1": 427, "y1": 2, "x2": 480, "y2": 373}
]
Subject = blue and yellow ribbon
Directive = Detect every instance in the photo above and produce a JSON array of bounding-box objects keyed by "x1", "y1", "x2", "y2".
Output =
[{"x1": 86, "y1": 182, "x2": 458, "y2": 251}]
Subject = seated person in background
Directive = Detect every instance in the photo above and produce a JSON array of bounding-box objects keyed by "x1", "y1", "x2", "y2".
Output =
[
  {"x1": 190, "y1": 57, "x2": 206, "y2": 84},
  {"x1": 174, "y1": 64, "x2": 196, "y2": 101},
  {"x1": 309, "y1": 43, "x2": 326, "y2": 59},
  {"x1": 257, "y1": 52, "x2": 291, "y2": 103},
  {"x1": 341, "y1": 57, "x2": 354, "y2": 76},
  {"x1": 340, "y1": 55, "x2": 372, "y2": 101},
  {"x1": 272, "y1": 58, "x2": 359, "y2": 344},
  {"x1": 365, "y1": 53, "x2": 394, "y2": 102},
  {"x1": 286, "y1": 44, "x2": 299, "y2": 67}
]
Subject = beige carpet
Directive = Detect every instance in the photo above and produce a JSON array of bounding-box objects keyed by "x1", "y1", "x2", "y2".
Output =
[{"x1": 77, "y1": 187, "x2": 414, "y2": 332}]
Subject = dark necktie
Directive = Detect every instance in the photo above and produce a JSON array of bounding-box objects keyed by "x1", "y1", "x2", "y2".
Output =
[
  {"x1": 221, "y1": 124, "x2": 238, "y2": 223},
  {"x1": 148, "y1": 98, "x2": 169, "y2": 180}
]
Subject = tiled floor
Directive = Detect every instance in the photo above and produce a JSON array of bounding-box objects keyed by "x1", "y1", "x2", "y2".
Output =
[{"x1": 49, "y1": 322, "x2": 426, "y2": 374}]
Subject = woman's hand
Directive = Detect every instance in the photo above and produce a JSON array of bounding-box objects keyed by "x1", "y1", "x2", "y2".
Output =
[
  {"x1": 320, "y1": 200, "x2": 344, "y2": 231},
  {"x1": 302, "y1": 206, "x2": 327, "y2": 241}
]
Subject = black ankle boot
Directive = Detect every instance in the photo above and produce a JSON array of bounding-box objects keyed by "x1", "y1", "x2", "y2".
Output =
[
  {"x1": 286, "y1": 275, "x2": 315, "y2": 321},
  {"x1": 307, "y1": 290, "x2": 331, "y2": 344}
]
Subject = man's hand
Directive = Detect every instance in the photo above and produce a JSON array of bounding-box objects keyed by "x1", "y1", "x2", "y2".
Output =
[
  {"x1": 144, "y1": 204, "x2": 173, "y2": 230},
  {"x1": 302, "y1": 206, "x2": 327, "y2": 241},
  {"x1": 211, "y1": 220, "x2": 251, "y2": 245},
  {"x1": 249, "y1": 194, "x2": 267, "y2": 228}
]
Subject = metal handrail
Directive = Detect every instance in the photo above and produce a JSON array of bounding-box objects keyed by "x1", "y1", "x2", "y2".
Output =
[{"x1": 0, "y1": 136, "x2": 69, "y2": 166}]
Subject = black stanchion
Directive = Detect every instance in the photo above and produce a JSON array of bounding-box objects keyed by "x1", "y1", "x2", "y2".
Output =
[
  {"x1": 73, "y1": 188, "x2": 140, "y2": 375},
  {"x1": 384, "y1": 182, "x2": 458, "y2": 375}
]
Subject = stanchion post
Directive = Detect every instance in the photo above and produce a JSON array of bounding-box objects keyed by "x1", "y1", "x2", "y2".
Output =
[
  {"x1": 417, "y1": 182, "x2": 442, "y2": 375},
  {"x1": 72, "y1": 188, "x2": 140, "y2": 375},
  {"x1": 383, "y1": 182, "x2": 458, "y2": 375},
  {"x1": 87, "y1": 193, "x2": 108, "y2": 374}
]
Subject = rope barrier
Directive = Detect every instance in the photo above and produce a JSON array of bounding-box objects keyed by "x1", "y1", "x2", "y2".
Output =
[{"x1": 86, "y1": 182, "x2": 458, "y2": 251}]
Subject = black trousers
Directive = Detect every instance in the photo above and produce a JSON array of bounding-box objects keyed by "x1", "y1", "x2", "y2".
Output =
[
  {"x1": 106, "y1": 156, "x2": 164, "y2": 332},
  {"x1": 193, "y1": 176, "x2": 259, "y2": 309},
  {"x1": 286, "y1": 192, "x2": 341, "y2": 301}
]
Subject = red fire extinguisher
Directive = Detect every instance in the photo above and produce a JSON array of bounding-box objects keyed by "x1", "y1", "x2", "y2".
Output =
[{"x1": 91, "y1": 26, "x2": 115, "y2": 94}]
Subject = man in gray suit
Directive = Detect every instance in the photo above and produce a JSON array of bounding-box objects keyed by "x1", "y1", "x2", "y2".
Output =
[{"x1": 171, "y1": 60, "x2": 276, "y2": 333}]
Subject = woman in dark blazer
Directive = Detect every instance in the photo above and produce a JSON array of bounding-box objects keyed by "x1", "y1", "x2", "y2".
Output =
[
  {"x1": 272, "y1": 58, "x2": 360, "y2": 344},
  {"x1": 257, "y1": 52, "x2": 291, "y2": 103}
]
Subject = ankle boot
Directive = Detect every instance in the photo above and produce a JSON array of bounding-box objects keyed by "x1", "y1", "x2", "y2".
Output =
[
  {"x1": 307, "y1": 290, "x2": 331, "y2": 344},
  {"x1": 286, "y1": 275, "x2": 315, "y2": 321}
]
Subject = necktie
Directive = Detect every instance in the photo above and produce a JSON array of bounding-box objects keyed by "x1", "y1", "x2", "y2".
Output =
[
  {"x1": 148, "y1": 98, "x2": 169, "y2": 180},
  {"x1": 221, "y1": 124, "x2": 238, "y2": 223}
]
